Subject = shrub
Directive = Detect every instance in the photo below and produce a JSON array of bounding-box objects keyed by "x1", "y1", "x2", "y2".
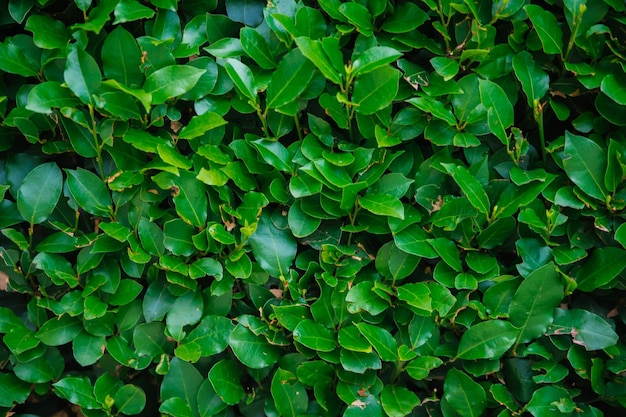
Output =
[{"x1": 1, "y1": 0, "x2": 626, "y2": 416}]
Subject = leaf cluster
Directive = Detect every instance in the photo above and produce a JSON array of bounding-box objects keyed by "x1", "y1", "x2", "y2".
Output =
[{"x1": 1, "y1": 0, "x2": 626, "y2": 416}]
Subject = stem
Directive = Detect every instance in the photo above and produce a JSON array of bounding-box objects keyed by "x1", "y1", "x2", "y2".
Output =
[
  {"x1": 258, "y1": 108, "x2": 269, "y2": 137},
  {"x1": 294, "y1": 114, "x2": 303, "y2": 141},
  {"x1": 534, "y1": 99, "x2": 546, "y2": 164},
  {"x1": 87, "y1": 104, "x2": 105, "y2": 178}
]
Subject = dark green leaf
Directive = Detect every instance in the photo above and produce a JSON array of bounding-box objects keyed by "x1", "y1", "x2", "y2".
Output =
[
  {"x1": 17, "y1": 163, "x2": 62, "y2": 225},
  {"x1": 524, "y1": 5, "x2": 563, "y2": 55},
  {"x1": 53, "y1": 376, "x2": 99, "y2": 409},
  {"x1": 562, "y1": 131, "x2": 608, "y2": 201},
  {"x1": 266, "y1": 49, "x2": 315, "y2": 109},
  {"x1": 293, "y1": 319, "x2": 336, "y2": 352},
  {"x1": 380, "y1": 385, "x2": 420, "y2": 417},
  {"x1": 456, "y1": 320, "x2": 519, "y2": 360},
  {"x1": 575, "y1": 247, "x2": 626, "y2": 291},
  {"x1": 352, "y1": 66, "x2": 400, "y2": 115},
  {"x1": 271, "y1": 368, "x2": 308, "y2": 417},
  {"x1": 248, "y1": 212, "x2": 296, "y2": 279},
  {"x1": 509, "y1": 263, "x2": 564, "y2": 343},
  {"x1": 208, "y1": 359, "x2": 244, "y2": 405},
  {"x1": 443, "y1": 368, "x2": 486, "y2": 417},
  {"x1": 65, "y1": 168, "x2": 113, "y2": 217},
  {"x1": 229, "y1": 324, "x2": 280, "y2": 369}
]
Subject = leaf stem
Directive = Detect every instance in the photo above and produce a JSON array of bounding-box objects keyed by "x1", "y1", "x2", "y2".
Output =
[
  {"x1": 87, "y1": 104, "x2": 105, "y2": 179},
  {"x1": 534, "y1": 99, "x2": 546, "y2": 164}
]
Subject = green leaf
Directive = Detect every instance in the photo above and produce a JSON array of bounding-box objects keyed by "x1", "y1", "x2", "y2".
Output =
[
  {"x1": 381, "y1": 2, "x2": 429, "y2": 33},
  {"x1": 179, "y1": 112, "x2": 227, "y2": 140},
  {"x1": 64, "y1": 44, "x2": 102, "y2": 105},
  {"x1": 53, "y1": 376, "x2": 99, "y2": 409},
  {"x1": 442, "y1": 163, "x2": 490, "y2": 215},
  {"x1": 355, "y1": 322, "x2": 398, "y2": 362},
  {"x1": 405, "y1": 356, "x2": 443, "y2": 380},
  {"x1": 295, "y1": 37, "x2": 343, "y2": 85},
  {"x1": 114, "y1": 385, "x2": 146, "y2": 415},
  {"x1": 562, "y1": 131, "x2": 608, "y2": 201},
  {"x1": 353, "y1": 47, "x2": 402, "y2": 77},
  {"x1": 601, "y1": 73, "x2": 626, "y2": 105},
  {"x1": 512, "y1": 51, "x2": 550, "y2": 107},
  {"x1": 353, "y1": 66, "x2": 400, "y2": 115},
  {"x1": 26, "y1": 82, "x2": 81, "y2": 114},
  {"x1": 407, "y1": 96, "x2": 456, "y2": 126},
  {"x1": 288, "y1": 202, "x2": 322, "y2": 238},
  {"x1": 0, "y1": 373, "x2": 31, "y2": 407},
  {"x1": 248, "y1": 212, "x2": 296, "y2": 279},
  {"x1": 160, "y1": 397, "x2": 195, "y2": 417},
  {"x1": 36, "y1": 315, "x2": 82, "y2": 346},
  {"x1": 443, "y1": 368, "x2": 486, "y2": 417},
  {"x1": 380, "y1": 385, "x2": 420, "y2": 417},
  {"x1": 25, "y1": 15, "x2": 69, "y2": 49},
  {"x1": 359, "y1": 193, "x2": 404, "y2": 219},
  {"x1": 240, "y1": 27, "x2": 275, "y2": 69},
  {"x1": 72, "y1": 331, "x2": 106, "y2": 366},
  {"x1": 526, "y1": 386, "x2": 572, "y2": 417},
  {"x1": 65, "y1": 167, "x2": 113, "y2": 217},
  {"x1": 293, "y1": 319, "x2": 336, "y2": 352},
  {"x1": 143, "y1": 65, "x2": 206, "y2": 104},
  {"x1": 428, "y1": 238, "x2": 462, "y2": 272},
  {"x1": 478, "y1": 78, "x2": 513, "y2": 144},
  {"x1": 208, "y1": 359, "x2": 245, "y2": 405},
  {"x1": 228, "y1": 324, "x2": 280, "y2": 369},
  {"x1": 161, "y1": 358, "x2": 203, "y2": 415},
  {"x1": 456, "y1": 320, "x2": 519, "y2": 360},
  {"x1": 17, "y1": 162, "x2": 62, "y2": 225},
  {"x1": 524, "y1": 5, "x2": 563, "y2": 55},
  {"x1": 346, "y1": 281, "x2": 390, "y2": 316},
  {"x1": 224, "y1": 58, "x2": 257, "y2": 102},
  {"x1": 430, "y1": 57, "x2": 459, "y2": 81},
  {"x1": 575, "y1": 247, "x2": 626, "y2": 291},
  {"x1": 509, "y1": 263, "x2": 564, "y2": 343},
  {"x1": 173, "y1": 171, "x2": 208, "y2": 227},
  {"x1": 0, "y1": 38, "x2": 39, "y2": 76},
  {"x1": 114, "y1": 0, "x2": 156, "y2": 24},
  {"x1": 266, "y1": 49, "x2": 315, "y2": 109},
  {"x1": 178, "y1": 315, "x2": 233, "y2": 359},
  {"x1": 271, "y1": 368, "x2": 308, "y2": 417},
  {"x1": 101, "y1": 26, "x2": 144, "y2": 87},
  {"x1": 225, "y1": 0, "x2": 264, "y2": 26},
  {"x1": 339, "y1": 2, "x2": 374, "y2": 37}
]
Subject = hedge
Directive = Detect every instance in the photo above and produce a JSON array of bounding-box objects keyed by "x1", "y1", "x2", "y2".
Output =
[{"x1": 1, "y1": 0, "x2": 626, "y2": 416}]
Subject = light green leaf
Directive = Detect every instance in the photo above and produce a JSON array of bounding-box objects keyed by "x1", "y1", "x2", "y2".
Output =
[
  {"x1": 295, "y1": 37, "x2": 343, "y2": 85},
  {"x1": 143, "y1": 65, "x2": 206, "y2": 104},
  {"x1": 442, "y1": 163, "x2": 490, "y2": 215},
  {"x1": 359, "y1": 193, "x2": 404, "y2": 219},
  {"x1": 224, "y1": 58, "x2": 257, "y2": 102},
  {"x1": 25, "y1": 15, "x2": 69, "y2": 49},
  {"x1": 352, "y1": 46, "x2": 402, "y2": 77},
  {"x1": 551, "y1": 309, "x2": 618, "y2": 351}
]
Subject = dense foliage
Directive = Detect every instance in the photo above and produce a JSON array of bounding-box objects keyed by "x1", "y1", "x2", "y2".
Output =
[{"x1": 1, "y1": 0, "x2": 626, "y2": 416}]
